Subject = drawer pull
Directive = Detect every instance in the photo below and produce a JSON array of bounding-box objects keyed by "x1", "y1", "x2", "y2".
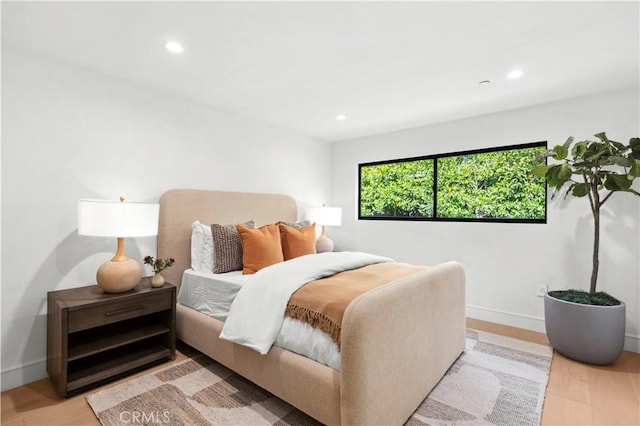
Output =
[{"x1": 105, "y1": 305, "x2": 143, "y2": 316}]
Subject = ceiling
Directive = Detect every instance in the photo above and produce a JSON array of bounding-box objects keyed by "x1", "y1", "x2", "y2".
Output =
[{"x1": 3, "y1": 1, "x2": 639, "y2": 142}]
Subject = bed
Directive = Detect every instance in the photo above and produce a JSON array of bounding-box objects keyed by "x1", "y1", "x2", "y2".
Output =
[{"x1": 158, "y1": 189, "x2": 466, "y2": 425}]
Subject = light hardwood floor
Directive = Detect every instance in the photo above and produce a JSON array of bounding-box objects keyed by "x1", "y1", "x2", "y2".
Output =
[
  {"x1": 2, "y1": 318, "x2": 638, "y2": 425},
  {"x1": 466, "y1": 319, "x2": 640, "y2": 426}
]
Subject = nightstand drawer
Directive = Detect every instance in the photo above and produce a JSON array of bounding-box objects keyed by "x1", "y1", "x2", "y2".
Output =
[{"x1": 68, "y1": 292, "x2": 171, "y2": 332}]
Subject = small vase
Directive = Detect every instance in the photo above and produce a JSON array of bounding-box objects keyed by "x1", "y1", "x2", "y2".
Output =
[{"x1": 150, "y1": 273, "x2": 165, "y2": 288}]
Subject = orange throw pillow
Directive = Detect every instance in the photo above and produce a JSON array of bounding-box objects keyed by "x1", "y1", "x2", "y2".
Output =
[
  {"x1": 279, "y1": 223, "x2": 317, "y2": 260},
  {"x1": 237, "y1": 224, "x2": 284, "y2": 274}
]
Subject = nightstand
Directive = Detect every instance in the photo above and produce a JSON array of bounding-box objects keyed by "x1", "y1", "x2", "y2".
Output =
[{"x1": 47, "y1": 278, "x2": 176, "y2": 397}]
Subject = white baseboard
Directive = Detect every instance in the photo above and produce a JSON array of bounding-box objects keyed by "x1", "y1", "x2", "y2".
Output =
[
  {"x1": 466, "y1": 304, "x2": 640, "y2": 353},
  {"x1": 624, "y1": 335, "x2": 640, "y2": 353},
  {"x1": 466, "y1": 304, "x2": 546, "y2": 333},
  {"x1": 1, "y1": 358, "x2": 47, "y2": 392}
]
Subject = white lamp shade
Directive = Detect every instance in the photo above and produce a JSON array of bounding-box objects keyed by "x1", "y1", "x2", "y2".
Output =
[
  {"x1": 78, "y1": 199, "x2": 159, "y2": 237},
  {"x1": 306, "y1": 206, "x2": 342, "y2": 227}
]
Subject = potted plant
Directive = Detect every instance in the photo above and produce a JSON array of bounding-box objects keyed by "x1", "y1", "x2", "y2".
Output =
[
  {"x1": 144, "y1": 255, "x2": 175, "y2": 288},
  {"x1": 533, "y1": 132, "x2": 640, "y2": 364}
]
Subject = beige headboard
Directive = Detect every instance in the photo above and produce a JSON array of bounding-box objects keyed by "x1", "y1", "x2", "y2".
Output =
[{"x1": 157, "y1": 189, "x2": 297, "y2": 289}]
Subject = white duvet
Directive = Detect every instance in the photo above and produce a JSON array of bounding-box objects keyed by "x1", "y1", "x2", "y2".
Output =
[{"x1": 219, "y1": 251, "x2": 392, "y2": 355}]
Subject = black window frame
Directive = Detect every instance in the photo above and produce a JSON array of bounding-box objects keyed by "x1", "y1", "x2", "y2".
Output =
[{"x1": 358, "y1": 141, "x2": 548, "y2": 224}]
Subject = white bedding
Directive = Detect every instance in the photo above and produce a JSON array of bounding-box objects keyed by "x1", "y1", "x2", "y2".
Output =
[
  {"x1": 178, "y1": 268, "x2": 343, "y2": 369},
  {"x1": 220, "y1": 251, "x2": 392, "y2": 354},
  {"x1": 177, "y1": 269, "x2": 249, "y2": 321},
  {"x1": 178, "y1": 251, "x2": 392, "y2": 370}
]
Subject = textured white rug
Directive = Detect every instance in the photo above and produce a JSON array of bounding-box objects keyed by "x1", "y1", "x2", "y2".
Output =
[
  {"x1": 87, "y1": 328, "x2": 552, "y2": 425},
  {"x1": 408, "y1": 328, "x2": 552, "y2": 425}
]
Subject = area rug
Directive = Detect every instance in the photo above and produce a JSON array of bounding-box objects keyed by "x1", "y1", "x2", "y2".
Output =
[{"x1": 87, "y1": 329, "x2": 552, "y2": 425}]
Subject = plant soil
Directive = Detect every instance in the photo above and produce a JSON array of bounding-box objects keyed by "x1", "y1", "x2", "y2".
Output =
[{"x1": 548, "y1": 290, "x2": 621, "y2": 306}]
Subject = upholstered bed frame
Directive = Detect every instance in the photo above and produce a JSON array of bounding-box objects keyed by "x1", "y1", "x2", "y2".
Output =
[{"x1": 158, "y1": 189, "x2": 466, "y2": 425}]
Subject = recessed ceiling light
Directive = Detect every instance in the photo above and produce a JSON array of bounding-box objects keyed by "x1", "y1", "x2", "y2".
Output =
[
  {"x1": 165, "y1": 41, "x2": 184, "y2": 54},
  {"x1": 507, "y1": 69, "x2": 524, "y2": 79},
  {"x1": 336, "y1": 114, "x2": 347, "y2": 121}
]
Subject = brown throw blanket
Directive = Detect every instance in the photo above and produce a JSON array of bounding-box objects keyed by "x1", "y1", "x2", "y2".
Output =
[{"x1": 285, "y1": 262, "x2": 427, "y2": 350}]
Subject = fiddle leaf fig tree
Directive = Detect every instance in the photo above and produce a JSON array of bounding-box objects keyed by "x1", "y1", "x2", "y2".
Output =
[{"x1": 533, "y1": 132, "x2": 640, "y2": 298}]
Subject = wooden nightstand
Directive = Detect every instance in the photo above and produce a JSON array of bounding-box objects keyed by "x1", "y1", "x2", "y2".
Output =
[{"x1": 47, "y1": 278, "x2": 176, "y2": 397}]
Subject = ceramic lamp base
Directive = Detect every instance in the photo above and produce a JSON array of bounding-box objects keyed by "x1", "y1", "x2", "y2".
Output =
[
  {"x1": 97, "y1": 259, "x2": 142, "y2": 293},
  {"x1": 316, "y1": 236, "x2": 334, "y2": 253}
]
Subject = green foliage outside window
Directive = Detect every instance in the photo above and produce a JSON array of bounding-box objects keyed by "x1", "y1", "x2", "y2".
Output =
[
  {"x1": 437, "y1": 147, "x2": 546, "y2": 219},
  {"x1": 360, "y1": 159, "x2": 434, "y2": 217},
  {"x1": 359, "y1": 143, "x2": 547, "y2": 222}
]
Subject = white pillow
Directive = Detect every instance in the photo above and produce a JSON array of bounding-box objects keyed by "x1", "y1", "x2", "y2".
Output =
[{"x1": 191, "y1": 221, "x2": 214, "y2": 272}]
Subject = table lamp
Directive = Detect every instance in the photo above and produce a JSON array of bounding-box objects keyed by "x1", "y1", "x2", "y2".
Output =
[
  {"x1": 306, "y1": 206, "x2": 342, "y2": 253},
  {"x1": 78, "y1": 197, "x2": 159, "y2": 293}
]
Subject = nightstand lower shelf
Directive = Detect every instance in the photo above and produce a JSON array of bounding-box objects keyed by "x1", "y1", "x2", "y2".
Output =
[
  {"x1": 68, "y1": 319, "x2": 170, "y2": 361},
  {"x1": 67, "y1": 343, "x2": 171, "y2": 392}
]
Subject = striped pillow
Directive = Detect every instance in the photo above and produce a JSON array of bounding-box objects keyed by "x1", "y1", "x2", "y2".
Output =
[{"x1": 211, "y1": 220, "x2": 254, "y2": 273}]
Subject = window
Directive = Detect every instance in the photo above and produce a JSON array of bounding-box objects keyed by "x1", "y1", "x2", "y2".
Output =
[
  {"x1": 358, "y1": 142, "x2": 547, "y2": 223},
  {"x1": 360, "y1": 158, "x2": 434, "y2": 218}
]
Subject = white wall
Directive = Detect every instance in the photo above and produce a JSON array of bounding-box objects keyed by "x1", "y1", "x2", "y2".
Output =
[
  {"x1": 0, "y1": 50, "x2": 332, "y2": 390},
  {"x1": 331, "y1": 88, "x2": 640, "y2": 352}
]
